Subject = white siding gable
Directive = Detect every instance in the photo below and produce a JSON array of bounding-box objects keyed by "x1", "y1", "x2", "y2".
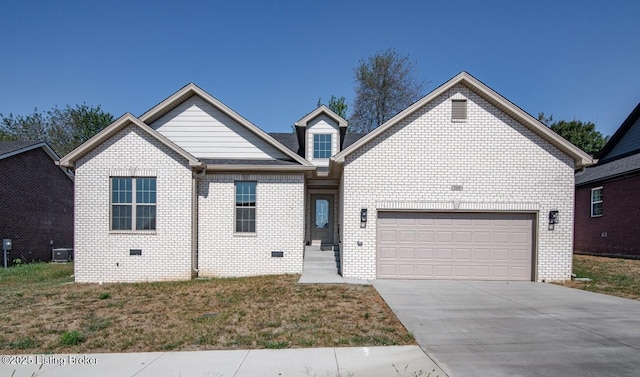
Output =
[
  {"x1": 150, "y1": 96, "x2": 288, "y2": 160},
  {"x1": 307, "y1": 114, "x2": 339, "y2": 167}
]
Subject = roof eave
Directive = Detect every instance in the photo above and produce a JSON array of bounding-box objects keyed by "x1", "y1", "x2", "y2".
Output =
[{"x1": 205, "y1": 164, "x2": 316, "y2": 172}]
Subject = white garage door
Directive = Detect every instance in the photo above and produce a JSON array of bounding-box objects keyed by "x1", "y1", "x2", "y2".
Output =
[{"x1": 377, "y1": 212, "x2": 534, "y2": 280}]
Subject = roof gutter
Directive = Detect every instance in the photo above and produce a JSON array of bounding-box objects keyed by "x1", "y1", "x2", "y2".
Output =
[{"x1": 205, "y1": 164, "x2": 316, "y2": 172}]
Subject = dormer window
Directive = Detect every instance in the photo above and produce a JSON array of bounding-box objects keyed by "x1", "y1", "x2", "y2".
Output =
[{"x1": 313, "y1": 134, "x2": 332, "y2": 159}]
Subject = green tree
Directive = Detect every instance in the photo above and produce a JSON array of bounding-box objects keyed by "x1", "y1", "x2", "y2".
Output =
[
  {"x1": 318, "y1": 95, "x2": 348, "y2": 118},
  {"x1": 538, "y1": 113, "x2": 608, "y2": 156},
  {"x1": 0, "y1": 104, "x2": 114, "y2": 155},
  {"x1": 351, "y1": 48, "x2": 423, "y2": 133},
  {"x1": 0, "y1": 109, "x2": 48, "y2": 142}
]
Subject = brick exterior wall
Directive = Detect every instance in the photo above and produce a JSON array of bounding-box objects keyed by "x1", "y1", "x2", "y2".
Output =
[
  {"x1": 575, "y1": 174, "x2": 640, "y2": 256},
  {"x1": 0, "y1": 147, "x2": 73, "y2": 264},
  {"x1": 341, "y1": 84, "x2": 576, "y2": 282},
  {"x1": 197, "y1": 173, "x2": 305, "y2": 277},
  {"x1": 74, "y1": 125, "x2": 193, "y2": 282}
]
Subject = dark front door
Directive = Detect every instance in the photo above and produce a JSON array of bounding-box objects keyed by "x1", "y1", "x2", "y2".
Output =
[{"x1": 311, "y1": 195, "x2": 333, "y2": 245}]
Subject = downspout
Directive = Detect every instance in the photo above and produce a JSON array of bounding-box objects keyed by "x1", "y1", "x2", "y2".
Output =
[{"x1": 191, "y1": 166, "x2": 207, "y2": 278}]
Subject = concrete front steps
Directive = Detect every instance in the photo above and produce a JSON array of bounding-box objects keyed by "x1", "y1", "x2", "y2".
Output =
[{"x1": 298, "y1": 245, "x2": 370, "y2": 285}]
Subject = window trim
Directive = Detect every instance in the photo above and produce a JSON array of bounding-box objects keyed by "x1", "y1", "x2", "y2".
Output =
[
  {"x1": 235, "y1": 181, "x2": 257, "y2": 234},
  {"x1": 452, "y1": 99, "x2": 467, "y2": 121},
  {"x1": 590, "y1": 186, "x2": 603, "y2": 217},
  {"x1": 110, "y1": 177, "x2": 157, "y2": 232},
  {"x1": 313, "y1": 133, "x2": 332, "y2": 159}
]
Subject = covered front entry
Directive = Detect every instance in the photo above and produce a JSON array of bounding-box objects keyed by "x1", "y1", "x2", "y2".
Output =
[
  {"x1": 376, "y1": 212, "x2": 535, "y2": 280},
  {"x1": 310, "y1": 194, "x2": 334, "y2": 245}
]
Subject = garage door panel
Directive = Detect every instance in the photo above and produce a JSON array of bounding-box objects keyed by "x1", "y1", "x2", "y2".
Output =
[
  {"x1": 397, "y1": 247, "x2": 415, "y2": 259},
  {"x1": 511, "y1": 266, "x2": 529, "y2": 279},
  {"x1": 437, "y1": 231, "x2": 453, "y2": 242},
  {"x1": 473, "y1": 248, "x2": 491, "y2": 261},
  {"x1": 377, "y1": 212, "x2": 533, "y2": 280},
  {"x1": 416, "y1": 248, "x2": 434, "y2": 260},
  {"x1": 436, "y1": 248, "x2": 453, "y2": 259},
  {"x1": 397, "y1": 264, "x2": 416, "y2": 277},
  {"x1": 472, "y1": 265, "x2": 491, "y2": 278},
  {"x1": 455, "y1": 231, "x2": 473, "y2": 242},
  {"x1": 417, "y1": 230, "x2": 435, "y2": 242},
  {"x1": 492, "y1": 266, "x2": 509, "y2": 278},
  {"x1": 455, "y1": 248, "x2": 472, "y2": 260},
  {"x1": 511, "y1": 249, "x2": 530, "y2": 261},
  {"x1": 454, "y1": 265, "x2": 471, "y2": 277},
  {"x1": 493, "y1": 231, "x2": 510, "y2": 243},
  {"x1": 398, "y1": 218, "x2": 417, "y2": 226},
  {"x1": 377, "y1": 264, "x2": 397, "y2": 278},
  {"x1": 435, "y1": 265, "x2": 453, "y2": 277},
  {"x1": 415, "y1": 264, "x2": 433, "y2": 276},
  {"x1": 511, "y1": 231, "x2": 531, "y2": 243},
  {"x1": 379, "y1": 230, "x2": 397, "y2": 242},
  {"x1": 492, "y1": 249, "x2": 509, "y2": 261},
  {"x1": 473, "y1": 231, "x2": 492, "y2": 243},
  {"x1": 379, "y1": 246, "x2": 399, "y2": 259},
  {"x1": 416, "y1": 217, "x2": 435, "y2": 226},
  {"x1": 399, "y1": 230, "x2": 416, "y2": 242}
]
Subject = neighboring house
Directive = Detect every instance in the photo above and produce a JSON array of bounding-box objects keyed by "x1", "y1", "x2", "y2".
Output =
[
  {"x1": 0, "y1": 141, "x2": 74, "y2": 264},
  {"x1": 58, "y1": 72, "x2": 592, "y2": 283},
  {"x1": 575, "y1": 103, "x2": 640, "y2": 257}
]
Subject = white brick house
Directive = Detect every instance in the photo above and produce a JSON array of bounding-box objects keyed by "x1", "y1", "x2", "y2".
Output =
[{"x1": 59, "y1": 72, "x2": 593, "y2": 283}]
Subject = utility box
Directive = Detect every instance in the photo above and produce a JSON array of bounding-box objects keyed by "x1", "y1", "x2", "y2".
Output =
[{"x1": 52, "y1": 248, "x2": 73, "y2": 263}]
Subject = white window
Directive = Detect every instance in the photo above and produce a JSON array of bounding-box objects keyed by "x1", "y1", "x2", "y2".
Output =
[
  {"x1": 313, "y1": 134, "x2": 332, "y2": 159},
  {"x1": 235, "y1": 181, "x2": 256, "y2": 233},
  {"x1": 452, "y1": 99, "x2": 467, "y2": 120},
  {"x1": 591, "y1": 187, "x2": 603, "y2": 217},
  {"x1": 111, "y1": 177, "x2": 157, "y2": 230}
]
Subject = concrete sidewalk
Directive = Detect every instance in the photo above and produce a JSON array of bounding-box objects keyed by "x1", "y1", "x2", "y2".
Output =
[{"x1": 2, "y1": 345, "x2": 447, "y2": 377}]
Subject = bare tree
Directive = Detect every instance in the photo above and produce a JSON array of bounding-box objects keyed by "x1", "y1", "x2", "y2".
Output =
[{"x1": 351, "y1": 48, "x2": 423, "y2": 133}]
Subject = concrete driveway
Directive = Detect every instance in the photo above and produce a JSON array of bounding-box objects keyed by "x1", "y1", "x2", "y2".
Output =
[{"x1": 373, "y1": 280, "x2": 640, "y2": 377}]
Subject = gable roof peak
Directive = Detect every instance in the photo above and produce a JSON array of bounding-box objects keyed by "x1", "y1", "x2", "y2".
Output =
[
  {"x1": 333, "y1": 71, "x2": 594, "y2": 170},
  {"x1": 295, "y1": 105, "x2": 348, "y2": 128}
]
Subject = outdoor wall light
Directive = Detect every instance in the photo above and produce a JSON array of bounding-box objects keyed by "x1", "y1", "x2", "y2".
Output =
[
  {"x1": 360, "y1": 208, "x2": 368, "y2": 228},
  {"x1": 548, "y1": 210, "x2": 559, "y2": 231}
]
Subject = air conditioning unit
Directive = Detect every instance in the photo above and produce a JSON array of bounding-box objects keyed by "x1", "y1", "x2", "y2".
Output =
[{"x1": 52, "y1": 248, "x2": 73, "y2": 263}]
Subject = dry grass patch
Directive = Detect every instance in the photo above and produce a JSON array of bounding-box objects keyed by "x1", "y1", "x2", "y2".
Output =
[
  {"x1": 560, "y1": 254, "x2": 640, "y2": 300},
  {"x1": 0, "y1": 263, "x2": 414, "y2": 354}
]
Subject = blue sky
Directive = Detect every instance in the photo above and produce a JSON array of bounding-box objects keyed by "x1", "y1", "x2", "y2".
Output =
[{"x1": 1, "y1": 0, "x2": 638, "y2": 136}]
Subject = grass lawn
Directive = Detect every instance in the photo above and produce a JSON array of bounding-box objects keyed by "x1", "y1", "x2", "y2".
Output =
[
  {"x1": 0, "y1": 263, "x2": 414, "y2": 354},
  {"x1": 561, "y1": 254, "x2": 640, "y2": 300}
]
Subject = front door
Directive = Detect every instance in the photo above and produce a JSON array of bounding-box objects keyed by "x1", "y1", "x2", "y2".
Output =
[{"x1": 311, "y1": 195, "x2": 333, "y2": 245}]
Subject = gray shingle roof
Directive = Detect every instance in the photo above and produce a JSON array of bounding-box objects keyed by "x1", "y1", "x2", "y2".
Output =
[
  {"x1": 0, "y1": 140, "x2": 43, "y2": 158},
  {"x1": 343, "y1": 133, "x2": 366, "y2": 148},
  {"x1": 575, "y1": 152, "x2": 640, "y2": 186},
  {"x1": 268, "y1": 133, "x2": 301, "y2": 155}
]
